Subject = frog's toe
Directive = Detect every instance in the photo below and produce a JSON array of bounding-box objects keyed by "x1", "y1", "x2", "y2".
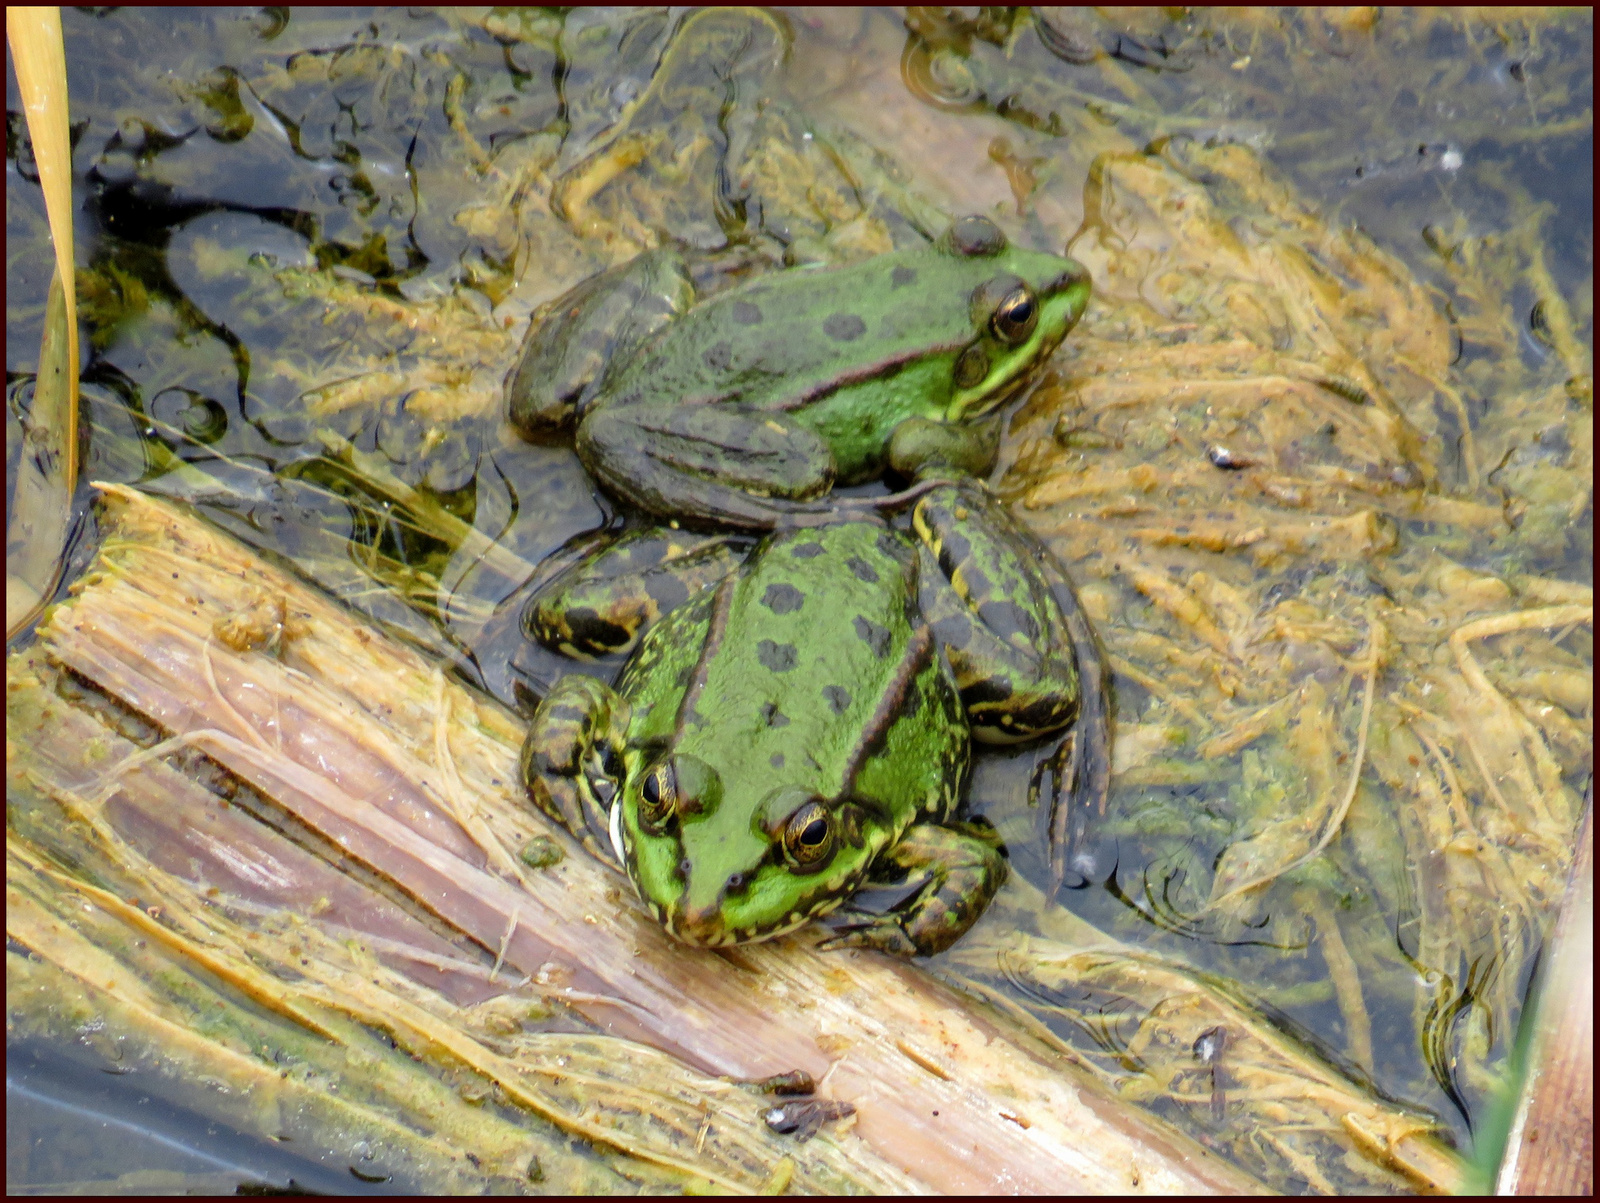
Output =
[
  {"x1": 520, "y1": 676, "x2": 629, "y2": 868},
  {"x1": 817, "y1": 912, "x2": 920, "y2": 957}
]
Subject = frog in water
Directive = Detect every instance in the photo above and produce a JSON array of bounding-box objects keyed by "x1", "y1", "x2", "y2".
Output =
[
  {"x1": 507, "y1": 216, "x2": 1090, "y2": 531},
  {"x1": 521, "y1": 475, "x2": 1105, "y2": 955}
]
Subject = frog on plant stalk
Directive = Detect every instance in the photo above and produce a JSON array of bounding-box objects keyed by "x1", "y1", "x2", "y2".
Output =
[
  {"x1": 509, "y1": 216, "x2": 1110, "y2": 951},
  {"x1": 522, "y1": 474, "x2": 1105, "y2": 955}
]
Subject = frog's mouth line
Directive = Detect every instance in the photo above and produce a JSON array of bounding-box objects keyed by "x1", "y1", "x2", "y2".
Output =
[{"x1": 658, "y1": 904, "x2": 830, "y2": 949}]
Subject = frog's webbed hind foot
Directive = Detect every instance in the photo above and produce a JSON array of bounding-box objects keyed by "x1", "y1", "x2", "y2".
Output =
[
  {"x1": 520, "y1": 676, "x2": 629, "y2": 867},
  {"x1": 819, "y1": 824, "x2": 1007, "y2": 957}
]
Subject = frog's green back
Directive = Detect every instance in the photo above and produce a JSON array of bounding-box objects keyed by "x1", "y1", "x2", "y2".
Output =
[
  {"x1": 682, "y1": 524, "x2": 922, "y2": 796},
  {"x1": 619, "y1": 523, "x2": 970, "y2": 940},
  {"x1": 604, "y1": 242, "x2": 1087, "y2": 481}
]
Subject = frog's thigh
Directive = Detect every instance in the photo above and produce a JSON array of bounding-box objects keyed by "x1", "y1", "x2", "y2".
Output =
[
  {"x1": 527, "y1": 528, "x2": 744, "y2": 659},
  {"x1": 917, "y1": 542, "x2": 1080, "y2": 744},
  {"x1": 507, "y1": 247, "x2": 695, "y2": 437},
  {"x1": 827, "y1": 825, "x2": 1007, "y2": 957},
  {"x1": 576, "y1": 405, "x2": 837, "y2": 530},
  {"x1": 521, "y1": 676, "x2": 628, "y2": 866}
]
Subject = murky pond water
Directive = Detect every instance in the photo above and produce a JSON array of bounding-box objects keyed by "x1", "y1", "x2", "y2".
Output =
[{"x1": 7, "y1": 7, "x2": 1592, "y2": 1194}]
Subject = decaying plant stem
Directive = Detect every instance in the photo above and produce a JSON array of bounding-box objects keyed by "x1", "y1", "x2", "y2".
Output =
[{"x1": 9, "y1": 482, "x2": 1271, "y2": 1195}]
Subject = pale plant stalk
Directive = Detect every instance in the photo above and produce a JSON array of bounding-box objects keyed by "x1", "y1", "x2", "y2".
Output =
[{"x1": 6, "y1": 6, "x2": 80, "y2": 638}]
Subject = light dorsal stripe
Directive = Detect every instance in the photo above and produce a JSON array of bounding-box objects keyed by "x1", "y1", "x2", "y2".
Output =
[{"x1": 834, "y1": 621, "x2": 935, "y2": 803}]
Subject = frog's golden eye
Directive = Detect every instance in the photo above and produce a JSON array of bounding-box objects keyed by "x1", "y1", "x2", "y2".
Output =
[
  {"x1": 781, "y1": 801, "x2": 836, "y2": 873},
  {"x1": 991, "y1": 286, "x2": 1038, "y2": 344},
  {"x1": 953, "y1": 343, "x2": 990, "y2": 389},
  {"x1": 638, "y1": 761, "x2": 676, "y2": 833}
]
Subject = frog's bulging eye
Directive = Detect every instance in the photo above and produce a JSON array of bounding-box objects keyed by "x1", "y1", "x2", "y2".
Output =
[
  {"x1": 992, "y1": 287, "x2": 1038, "y2": 344},
  {"x1": 639, "y1": 761, "x2": 676, "y2": 832},
  {"x1": 953, "y1": 343, "x2": 990, "y2": 389},
  {"x1": 781, "y1": 801, "x2": 836, "y2": 873}
]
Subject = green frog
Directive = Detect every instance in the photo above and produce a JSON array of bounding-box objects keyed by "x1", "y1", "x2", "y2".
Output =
[
  {"x1": 507, "y1": 216, "x2": 1090, "y2": 531},
  {"x1": 521, "y1": 476, "x2": 1106, "y2": 955}
]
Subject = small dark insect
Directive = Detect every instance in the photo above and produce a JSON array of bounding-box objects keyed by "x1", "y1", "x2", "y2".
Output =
[
  {"x1": 1194, "y1": 1025, "x2": 1230, "y2": 1122},
  {"x1": 752, "y1": 1069, "x2": 815, "y2": 1095},
  {"x1": 1034, "y1": 10, "x2": 1099, "y2": 64},
  {"x1": 1529, "y1": 300, "x2": 1555, "y2": 349},
  {"x1": 1317, "y1": 375, "x2": 1372, "y2": 406},
  {"x1": 763, "y1": 1098, "x2": 856, "y2": 1142},
  {"x1": 1206, "y1": 444, "x2": 1254, "y2": 470}
]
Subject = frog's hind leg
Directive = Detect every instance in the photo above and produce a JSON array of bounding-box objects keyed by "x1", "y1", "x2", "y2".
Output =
[
  {"x1": 520, "y1": 676, "x2": 630, "y2": 867},
  {"x1": 820, "y1": 823, "x2": 1007, "y2": 957},
  {"x1": 912, "y1": 480, "x2": 1082, "y2": 743},
  {"x1": 912, "y1": 476, "x2": 1114, "y2": 896},
  {"x1": 506, "y1": 247, "x2": 695, "y2": 438},
  {"x1": 526, "y1": 527, "x2": 746, "y2": 659},
  {"x1": 575, "y1": 404, "x2": 841, "y2": 532}
]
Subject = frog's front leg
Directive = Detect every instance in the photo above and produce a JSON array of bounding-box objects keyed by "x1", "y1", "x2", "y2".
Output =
[
  {"x1": 526, "y1": 527, "x2": 747, "y2": 659},
  {"x1": 820, "y1": 824, "x2": 1007, "y2": 957},
  {"x1": 576, "y1": 404, "x2": 842, "y2": 531},
  {"x1": 520, "y1": 676, "x2": 630, "y2": 867}
]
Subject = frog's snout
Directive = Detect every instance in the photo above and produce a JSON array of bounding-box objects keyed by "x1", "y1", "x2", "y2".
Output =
[{"x1": 665, "y1": 900, "x2": 732, "y2": 947}]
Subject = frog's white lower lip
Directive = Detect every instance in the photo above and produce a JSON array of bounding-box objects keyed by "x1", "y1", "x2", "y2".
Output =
[{"x1": 608, "y1": 799, "x2": 626, "y2": 864}]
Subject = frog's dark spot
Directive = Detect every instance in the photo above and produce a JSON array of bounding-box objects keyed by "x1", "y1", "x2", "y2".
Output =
[
  {"x1": 761, "y1": 582, "x2": 805, "y2": 614},
  {"x1": 877, "y1": 531, "x2": 906, "y2": 559},
  {"x1": 760, "y1": 701, "x2": 791, "y2": 728},
  {"x1": 704, "y1": 341, "x2": 735, "y2": 372},
  {"x1": 930, "y1": 611, "x2": 973, "y2": 650},
  {"x1": 823, "y1": 685, "x2": 852, "y2": 714},
  {"x1": 890, "y1": 265, "x2": 918, "y2": 289},
  {"x1": 731, "y1": 300, "x2": 764, "y2": 325},
  {"x1": 559, "y1": 606, "x2": 632, "y2": 652},
  {"x1": 646, "y1": 574, "x2": 690, "y2": 613},
  {"x1": 791, "y1": 541, "x2": 826, "y2": 559},
  {"x1": 758, "y1": 641, "x2": 797, "y2": 672},
  {"x1": 845, "y1": 556, "x2": 879, "y2": 584},
  {"x1": 962, "y1": 674, "x2": 1014, "y2": 707},
  {"x1": 823, "y1": 313, "x2": 867, "y2": 342},
  {"x1": 977, "y1": 598, "x2": 1039, "y2": 643},
  {"x1": 936, "y1": 529, "x2": 974, "y2": 569},
  {"x1": 770, "y1": 752, "x2": 785, "y2": 768},
  {"x1": 853, "y1": 615, "x2": 892, "y2": 658}
]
